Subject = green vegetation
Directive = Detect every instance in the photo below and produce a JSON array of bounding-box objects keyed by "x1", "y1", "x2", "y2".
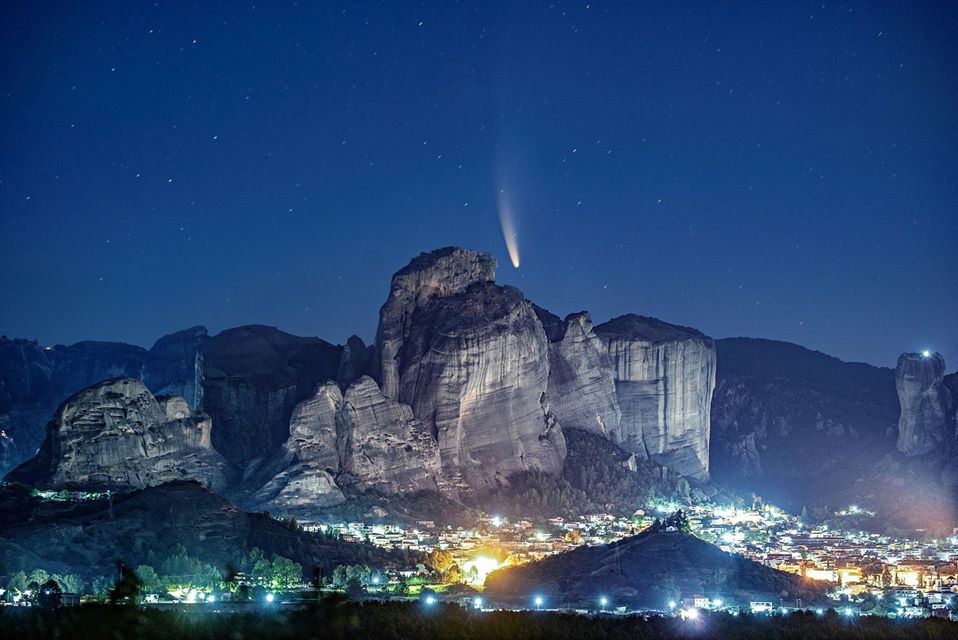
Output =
[{"x1": 1, "y1": 601, "x2": 955, "y2": 640}]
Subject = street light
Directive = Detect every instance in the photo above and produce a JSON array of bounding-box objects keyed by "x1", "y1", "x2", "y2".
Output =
[
  {"x1": 424, "y1": 595, "x2": 436, "y2": 605},
  {"x1": 668, "y1": 600, "x2": 677, "y2": 610},
  {"x1": 534, "y1": 596, "x2": 544, "y2": 610},
  {"x1": 599, "y1": 596, "x2": 608, "y2": 610},
  {"x1": 473, "y1": 597, "x2": 483, "y2": 609},
  {"x1": 265, "y1": 593, "x2": 275, "y2": 603}
]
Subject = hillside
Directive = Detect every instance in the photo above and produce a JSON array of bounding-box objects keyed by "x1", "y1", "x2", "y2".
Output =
[
  {"x1": 711, "y1": 338, "x2": 956, "y2": 535},
  {"x1": 0, "y1": 480, "x2": 410, "y2": 580},
  {"x1": 484, "y1": 514, "x2": 825, "y2": 609}
]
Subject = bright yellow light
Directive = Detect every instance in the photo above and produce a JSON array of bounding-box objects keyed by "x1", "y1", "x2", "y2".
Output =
[{"x1": 462, "y1": 556, "x2": 502, "y2": 586}]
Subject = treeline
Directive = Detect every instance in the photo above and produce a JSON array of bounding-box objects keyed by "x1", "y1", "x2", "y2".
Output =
[
  {"x1": 1, "y1": 601, "x2": 955, "y2": 640},
  {"x1": 3, "y1": 545, "x2": 306, "y2": 601}
]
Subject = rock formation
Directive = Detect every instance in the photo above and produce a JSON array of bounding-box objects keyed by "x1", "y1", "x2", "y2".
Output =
[
  {"x1": 248, "y1": 376, "x2": 442, "y2": 512},
  {"x1": 6, "y1": 378, "x2": 231, "y2": 492},
  {"x1": 535, "y1": 307, "x2": 621, "y2": 438},
  {"x1": 397, "y1": 284, "x2": 565, "y2": 490},
  {"x1": 144, "y1": 326, "x2": 208, "y2": 410},
  {"x1": 896, "y1": 352, "x2": 953, "y2": 456},
  {"x1": 595, "y1": 314, "x2": 715, "y2": 480},
  {"x1": 0, "y1": 337, "x2": 148, "y2": 476},
  {"x1": 374, "y1": 247, "x2": 496, "y2": 400},
  {"x1": 201, "y1": 325, "x2": 342, "y2": 470}
]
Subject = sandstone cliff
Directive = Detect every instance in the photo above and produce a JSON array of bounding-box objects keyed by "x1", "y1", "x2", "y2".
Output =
[
  {"x1": 201, "y1": 325, "x2": 342, "y2": 471},
  {"x1": 247, "y1": 375, "x2": 443, "y2": 513},
  {"x1": 144, "y1": 326, "x2": 208, "y2": 410},
  {"x1": 374, "y1": 247, "x2": 496, "y2": 400},
  {"x1": 340, "y1": 376, "x2": 442, "y2": 494},
  {"x1": 6, "y1": 378, "x2": 231, "y2": 492},
  {"x1": 896, "y1": 352, "x2": 953, "y2": 456},
  {"x1": 396, "y1": 281, "x2": 565, "y2": 490},
  {"x1": 534, "y1": 307, "x2": 621, "y2": 439},
  {"x1": 595, "y1": 315, "x2": 715, "y2": 480}
]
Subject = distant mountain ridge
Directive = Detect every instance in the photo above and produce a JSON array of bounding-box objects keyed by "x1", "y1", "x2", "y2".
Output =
[{"x1": 2, "y1": 248, "x2": 955, "y2": 534}]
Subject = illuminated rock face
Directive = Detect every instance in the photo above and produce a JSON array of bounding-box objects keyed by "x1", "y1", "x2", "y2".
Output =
[
  {"x1": 374, "y1": 247, "x2": 496, "y2": 400},
  {"x1": 248, "y1": 376, "x2": 442, "y2": 512},
  {"x1": 375, "y1": 248, "x2": 565, "y2": 491},
  {"x1": 595, "y1": 315, "x2": 716, "y2": 480},
  {"x1": 896, "y1": 352, "x2": 953, "y2": 456},
  {"x1": 536, "y1": 307, "x2": 621, "y2": 439},
  {"x1": 6, "y1": 378, "x2": 231, "y2": 492}
]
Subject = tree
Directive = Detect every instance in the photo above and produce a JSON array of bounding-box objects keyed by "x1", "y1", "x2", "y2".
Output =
[
  {"x1": 91, "y1": 576, "x2": 113, "y2": 600},
  {"x1": 243, "y1": 547, "x2": 265, "y2": 574},
  {"x1": 252, "y1": 558, "x2": 274, "y2": 587},
  {"x1": 345, "y1": 577, "x2": 364, "y2": 600},
  {"x1": 7, "y1": 571, "x2": 28, "y2": 595},
  {"x1": 28, "y1": 569, "x2": 49, "y2": 585},
  {"x1": 109, "y1": 562, "x2": 143, "y2": 605},
  {"x1": 50, "y1": 573, "x2": 84, "y2": 594},
  {"x1": 272, "y1": 557, "x2": 303, "y2": 590},
  {"x1": 38, "y1": 579, "x2": 62, "y2": 609},
  {"x1": 426, "y1": 550, "x2": 455, "y2": 574},
  {"x1": 136, "y1": 565, "x2": 163, "y2": 594},
  {"x1": 331, "y1": 565, "x2": 348, "y2": 589}
]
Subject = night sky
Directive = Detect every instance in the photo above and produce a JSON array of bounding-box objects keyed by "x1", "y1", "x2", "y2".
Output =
[{"x1": 1, "y1": 1, "x2": 955, "y2": 369}]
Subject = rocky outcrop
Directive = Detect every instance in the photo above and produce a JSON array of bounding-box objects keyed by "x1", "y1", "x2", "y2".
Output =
[
  {"x1": 0, "y1": 337, "x2": 148, "y2": 476},
  {"x1": 595, "y1": 315, "x2": 715, "y2": 480},
  {"x1": 896, "y1": 352, "x2": 953, "y2": 456},
  {"x1": 248, "y1": 376, "x2": 443, "y2": 513},
  {"x1": 374, "y1": 247, "x2": 496, "y2": 400},
  {"x1": 144, "y1": 326, "x2": 208, "y2": 410},
  {"x1": 201, "y1": 325, "x2": 342, "y2": 470},
  {"x1": 337, "y1": 335, "x2": 374, "y2": 386},
  {"x1": 340, "y1": 376, "x2": 442, "y2": 494},
  {"x1": 535, "y1": 307, "x2": 621, "y2": 438},
  {"x1": 6, "y1": 378, "x2": 231, "y2": 492},
  {"x1": 395, "y1": 280, "x2": 565, "y2": 490}
]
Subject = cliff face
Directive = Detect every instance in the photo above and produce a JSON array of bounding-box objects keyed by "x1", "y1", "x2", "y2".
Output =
[
  {"x1": 201, "y1": 325, "x2": 342, "y2": 471},
  {"x1": 595, "y1": 315, "x2": 715, "y2": 480},
  {"x1": 896, "y1": 352, "x2": 953, "y2": 456},
  {"x1": 247, "y1": 376, "x2": 443, "y2": 513},
  {"x1": 374, "y1": 247, "x2": 496, "y2": 400},
  {"x1": 535, "y1": 307, "x2": 621, "y2": 439},
  {"x1": 144, "y1": 326, "x2": 208, "y2": 410},
  {"x1": 340, "y1": 376, "x2": 442, "y2": 494},
  {"x1": 6, "y1": 378, "x2": 231, "y2": 492},
  {"x1": 371, "y1": 248, "x2": 566, "y2": 491}
]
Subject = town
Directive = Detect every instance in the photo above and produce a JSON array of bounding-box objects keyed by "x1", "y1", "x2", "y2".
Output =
[
  {"x1": 296, "y1": 499, "x2": 958, "y2": 619},
  {"x1": 3, "y1": 489, "x2": 957, "y2": 621}
]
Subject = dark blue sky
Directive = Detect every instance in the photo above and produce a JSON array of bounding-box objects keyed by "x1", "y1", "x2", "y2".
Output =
[{"x1": 1, "y1": 1, "x2": 955, "y2": 368}]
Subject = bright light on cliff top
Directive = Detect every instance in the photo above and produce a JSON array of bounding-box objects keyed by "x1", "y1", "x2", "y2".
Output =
[
  {"x1": 497, "y1": 190, "x2": 520, "y2": 268},
  {"x1": 922, "y1": 350, "x2": 931, "y2": 358}
]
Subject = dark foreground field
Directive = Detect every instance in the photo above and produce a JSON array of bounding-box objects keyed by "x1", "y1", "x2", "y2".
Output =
[{"x1": 2, "y1": 601, "x2": 957, "y2": 640}]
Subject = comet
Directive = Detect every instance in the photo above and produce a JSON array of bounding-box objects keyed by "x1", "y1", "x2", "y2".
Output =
[{"x1": 497, "y1": 190, "x2": 520, "y2": 268}]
